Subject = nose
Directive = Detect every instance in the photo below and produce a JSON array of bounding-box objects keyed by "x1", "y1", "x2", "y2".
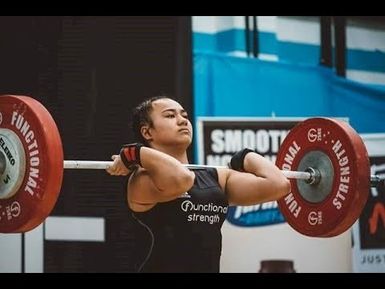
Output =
[{"x1": 177, "y1": 114, "x2": 188, "y2": 126}]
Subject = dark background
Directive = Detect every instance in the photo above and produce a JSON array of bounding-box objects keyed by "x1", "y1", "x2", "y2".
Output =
[{"x1": 0, "y1": 16, "x2": 193, "y2": 272}]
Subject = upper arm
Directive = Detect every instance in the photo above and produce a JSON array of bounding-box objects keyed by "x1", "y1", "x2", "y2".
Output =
[
  {"x1": 127, "y1": 168, "x2": 182, "y2": 209},
  {"x1": 221, "y1": 169, "x2": 286, "y2": 206}
]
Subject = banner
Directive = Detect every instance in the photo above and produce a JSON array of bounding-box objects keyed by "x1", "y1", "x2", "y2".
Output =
[
  {"x1": 352, "y1": 134, "x2": 385, "y2": 272},
  {"x1": 196, "y1": 117, "x2": 304, "y2": 227}
]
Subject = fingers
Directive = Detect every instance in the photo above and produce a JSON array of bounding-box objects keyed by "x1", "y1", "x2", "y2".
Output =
[{"x1": 106, "y1": 155, "x2": 131, "y2": 176}]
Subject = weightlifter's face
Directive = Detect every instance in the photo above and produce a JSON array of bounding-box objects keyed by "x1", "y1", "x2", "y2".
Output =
[{"x1": 142, "y1": 98, "x2": 192, "y2": 148}]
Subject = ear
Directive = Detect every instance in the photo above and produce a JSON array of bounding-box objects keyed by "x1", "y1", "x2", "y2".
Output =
[{"x1": 140, "y1": 125, "x2": 153, "y2": 142}]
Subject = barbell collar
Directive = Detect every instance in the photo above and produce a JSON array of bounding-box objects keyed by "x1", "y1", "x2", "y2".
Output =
[{"x1": 304, "y1": 167, "x2": 321, "y2": 185}]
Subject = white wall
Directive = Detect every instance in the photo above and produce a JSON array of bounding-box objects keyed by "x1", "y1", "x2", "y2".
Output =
[
  {"x1": 220, "y1": 221, "x2": 352, "y2": 273},
  {"x1": 0, "y1": 217, "x2": 104, "y2": 273},
  {"x1": 0, "y1": 233, "x2": 22, "y2": 272}
]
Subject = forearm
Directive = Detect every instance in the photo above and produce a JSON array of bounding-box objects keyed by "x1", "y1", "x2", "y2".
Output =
[
  {"x1": 224, "y1": 150, "x2": 291, "y2": 205},
  {"x1": 140, "y1": 147, "x2": 195, "y2": 192},
  {"x1": 243, "y1": 152, "x2": 282, "y2": 179},
  {"x1": 243, "y1": 152, "x2": 291, "y2": 198}
]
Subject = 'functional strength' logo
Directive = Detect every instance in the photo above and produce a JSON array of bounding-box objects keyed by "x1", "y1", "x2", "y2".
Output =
[{"x1": 180, "y1": 200, "x2": 227, "y2": 225}]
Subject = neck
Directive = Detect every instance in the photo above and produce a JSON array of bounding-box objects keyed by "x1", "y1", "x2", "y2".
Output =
[{"x1": 150, "y1": 143, "x2": 189, "y2": 164}]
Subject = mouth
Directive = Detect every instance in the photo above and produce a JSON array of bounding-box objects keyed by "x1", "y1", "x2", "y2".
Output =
[{"x1": 179, "y1": 128, "x2": 190, "y2": 134}]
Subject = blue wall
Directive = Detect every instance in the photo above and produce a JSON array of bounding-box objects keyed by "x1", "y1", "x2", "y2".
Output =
[
  {"x1": 194, "y1": 51, "x2": 385, "y2": 136},
  {"x1": 193, "y1": 29, "x2": 385, "y2": 74}
]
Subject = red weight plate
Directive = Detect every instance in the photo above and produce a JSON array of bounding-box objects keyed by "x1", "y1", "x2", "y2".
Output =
[
  {"x1": 276, "y1": 118, "x2": 370, "y2": 237},
  {"x1": 0, "y1": 95, "x2": 63, "y2": 233},
  {"x1": 320, "y1": 119, "x2": 370, "y2": 237}
]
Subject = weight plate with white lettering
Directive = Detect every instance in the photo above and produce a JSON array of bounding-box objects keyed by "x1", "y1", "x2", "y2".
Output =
[
  {"x1": 276, "y1": 117, "x2": 370, "y2": 237},
  {"x1": 0, "y1": 95, "x2": 63, "y2": 233}
]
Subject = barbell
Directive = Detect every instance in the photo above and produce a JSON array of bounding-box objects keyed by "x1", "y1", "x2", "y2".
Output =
[{"x1": 0, "y1": 95, "x2": 383, "y2": 236}]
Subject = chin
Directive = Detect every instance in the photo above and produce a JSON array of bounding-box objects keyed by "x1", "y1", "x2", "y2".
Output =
[{"x1": 176, "y1": 138, "x2": 192, "y2": 147}]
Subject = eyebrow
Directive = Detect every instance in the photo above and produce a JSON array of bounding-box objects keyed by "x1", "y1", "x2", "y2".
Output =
[{"x1": 161, "y1": 108, "x2": 188, "y2": 114}]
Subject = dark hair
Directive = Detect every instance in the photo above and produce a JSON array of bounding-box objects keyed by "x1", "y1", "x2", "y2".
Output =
[{"x1": 131, "y1": 96, "x2": 170, "y2": 145}]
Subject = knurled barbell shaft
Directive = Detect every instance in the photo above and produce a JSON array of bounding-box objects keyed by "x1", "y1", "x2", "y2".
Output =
[
  {"x1": 63, "y1": 160, "x2": 312, "y2": 179},
  {"x1": 0, "y1": 159, "x2": 307, "y2": 175},
  {"x1": 0, "y1": 157, "x2": 382, "y2": 187},
  {"x1": 63, "y1": 160, "x2": 384, "y2": 187}
]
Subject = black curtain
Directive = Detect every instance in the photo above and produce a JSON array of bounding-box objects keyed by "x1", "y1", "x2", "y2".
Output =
[{"x1": 0, "y1": 16, "x2": 193, "y2": 272}]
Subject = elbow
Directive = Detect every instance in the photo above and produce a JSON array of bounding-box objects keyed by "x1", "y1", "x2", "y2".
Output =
[
  {"x1": 168, "y1": 169, "x2": 195, "y2": 197},
  {"x1": 274, "y1": 177, "x2": 291, "y2": 200},
  {"x1": 275, "y1": 177, "x2": 291, "y2": 199},
  {"x1": 178, "y1": 170, "x2": 195, "y2": 192}
]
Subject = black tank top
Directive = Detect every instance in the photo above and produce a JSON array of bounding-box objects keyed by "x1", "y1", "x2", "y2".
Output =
[{"x1": 130, "y1": 168, "x2": 228, "y2": 273}]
